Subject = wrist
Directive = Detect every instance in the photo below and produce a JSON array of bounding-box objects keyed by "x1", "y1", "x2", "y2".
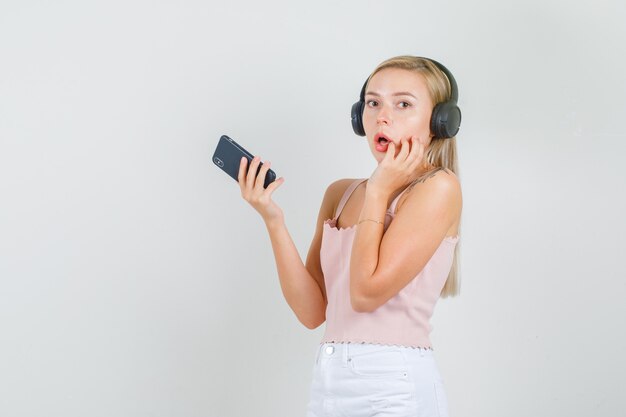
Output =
[
  {"x1": 364, "y1": 184, "x2": 390, "y2": 201},
  {"x1": 264, "y1": 216, "x2": 285, "y2": 231},
  {"x1": 358, "y1": 218, "x2": 384, "y2": 226}
]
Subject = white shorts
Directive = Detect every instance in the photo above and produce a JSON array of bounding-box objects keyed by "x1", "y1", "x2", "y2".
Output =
[{"x1": 306, "y1": 342, "x2": 449, "y2": 417}]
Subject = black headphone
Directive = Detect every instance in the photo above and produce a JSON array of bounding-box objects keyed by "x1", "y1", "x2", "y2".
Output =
[{"x1": 350, "y1": 57, "x2": 461, "y2": 139}]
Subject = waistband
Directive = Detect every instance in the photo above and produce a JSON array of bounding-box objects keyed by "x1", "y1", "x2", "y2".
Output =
[{"x1": 315, "y1": 342, "x2": 433, "y2": 366}]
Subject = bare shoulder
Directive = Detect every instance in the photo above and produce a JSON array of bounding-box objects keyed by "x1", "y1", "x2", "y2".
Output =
[
  {"x1": 326, "y1": 178, "x2": 356, "y2": 194},
  {"x1": 324, "y1": 178, "x2": 362, "y2": 202},
  {"x1": 398, "y1": 168, "x2": 462, "y2": 211},
  {"x1": 427, "y1": 167, "x2": 460, "y2": 190},
  {"x1": 323, "y1": 178, "x2": 363, "y2": 217}
]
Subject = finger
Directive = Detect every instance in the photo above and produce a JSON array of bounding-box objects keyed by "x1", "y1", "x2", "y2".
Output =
[
  {"x1": 383, "y1": 142, "x2": 395, "y2": 164},
  {"x1": 408, "y1": 138, "x2": 425, "y2": 169},
  {"x1": 238, "y1": 157, "x2": 248, "y2": 186},
  {"x1": 392, "y1": 138, "x2": 408, "y2": 166},
  {"x1": 237, "y1": 156, "x2": 248, "y2": 182},
  {"x1": 407, "y1": 137, "x2": 421, "y2": 161},
  {"x1": 264, "y1": 176, "x2": 284, "y2": 196},
  {"x1": 402, "y1": 137, "x2": 415, "y2": 163},
  {"x1": 246, "y1": 156, "x2": 261, "y2": 189},
  {"x1": 255, "y1": 160, "x2": 271, "y2": 189},
  {"x1": 397, "y1": 138, "x2": 410, "y2": 161}
]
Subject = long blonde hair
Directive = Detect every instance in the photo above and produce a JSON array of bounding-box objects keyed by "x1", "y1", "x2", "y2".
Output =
[{"x1": 367, "y1": 56, "x2": 462, "y2": 297}]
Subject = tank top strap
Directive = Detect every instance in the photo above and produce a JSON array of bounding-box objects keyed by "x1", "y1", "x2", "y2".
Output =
[
  {"x1": 388, "y1": 185, "x2": 413, "y2": 216},
  {"x1": 333, "y1": 178, "x2": 368, "y2": 220}
]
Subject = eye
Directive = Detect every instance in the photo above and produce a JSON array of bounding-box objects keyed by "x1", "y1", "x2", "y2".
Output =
[
  {"x1": 366, "y1": 100, "x2": 378, "y2": 107},
  {"x1": 398, "y1": 101, "x2": 411, "y2": 108}
]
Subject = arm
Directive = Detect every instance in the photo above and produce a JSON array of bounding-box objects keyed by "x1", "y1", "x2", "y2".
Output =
[
  {"x1": 261, "y1": 181, "x2": 351, "y2": 329},
  {"x1": 348, "y1": 136, "x2": 461, "y2": 312},
  {"x1": 238, "y1": 156, "x2": 343, "y2": 329},
  {"x1": 264, "y1": 217, "x2": 327, "y2": 329},
  {"x1": 350, "y1": 170, "x2": 461, "y2": 312}
]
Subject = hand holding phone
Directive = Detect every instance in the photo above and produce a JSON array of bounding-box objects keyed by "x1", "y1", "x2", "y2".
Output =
[
  {"x1": 212, "y1": 134, "x2": 285, "y2": 223},
  {"x1": 212, "y1": 135, "x2": 276, "y2": 188}
]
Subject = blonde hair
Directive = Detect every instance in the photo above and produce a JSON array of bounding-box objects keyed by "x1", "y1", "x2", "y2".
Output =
[{"x1": 367, "y1": 55, "x2": 462, "y2": 298}]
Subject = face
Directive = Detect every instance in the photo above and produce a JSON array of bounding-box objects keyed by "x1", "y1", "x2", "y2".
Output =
[{"x1": 362, "y1": 67, "x2": 434, "y2": 163}]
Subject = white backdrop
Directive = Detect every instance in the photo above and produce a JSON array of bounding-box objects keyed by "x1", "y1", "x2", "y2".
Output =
[{"x1": 1, "y1": 1, "x2": 625, "y2": 416}]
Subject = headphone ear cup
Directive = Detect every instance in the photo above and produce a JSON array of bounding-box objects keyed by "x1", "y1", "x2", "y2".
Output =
[
  {"x1": 430, "y1": 101, "x2": 462, "y2": 139},
  {"x1": 351, "y1": 101, "x2": 366, "y2": 136}
]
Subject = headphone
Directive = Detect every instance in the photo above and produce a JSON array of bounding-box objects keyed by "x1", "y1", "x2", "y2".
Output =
[{"x1": 350, "y1": 57, "x2": 461, "y2": 139}]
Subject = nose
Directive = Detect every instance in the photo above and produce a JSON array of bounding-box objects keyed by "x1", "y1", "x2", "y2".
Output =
[{"x1": 376, "y1": 106, "x2": 391, "y2": 126}]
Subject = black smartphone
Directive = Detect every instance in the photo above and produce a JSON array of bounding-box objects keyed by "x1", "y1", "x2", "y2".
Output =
[{"x1": 212, "y1": 135, "x2": 277, "y2": 189}]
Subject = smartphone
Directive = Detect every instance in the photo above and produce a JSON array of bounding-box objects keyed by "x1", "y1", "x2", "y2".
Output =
[{"x1": 212, "y1": 135, "x2": 277, "y2": 189}]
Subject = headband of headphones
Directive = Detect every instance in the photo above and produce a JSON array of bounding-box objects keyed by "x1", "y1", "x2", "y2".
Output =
[{"x1": 350, "y1": 57, "x2": 461, "y2": 139}]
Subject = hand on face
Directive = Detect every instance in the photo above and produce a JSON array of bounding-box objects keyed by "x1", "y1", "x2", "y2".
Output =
[
  {"x1": 361, "y1": 67, "x2": 434, "y2": 195},
  {"x1": 367, "y1": 136, "x2": 426, "y2": 197}
]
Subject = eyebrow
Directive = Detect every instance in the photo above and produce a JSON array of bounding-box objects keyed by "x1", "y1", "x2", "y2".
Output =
[{"x1": 365, "y1": 91, "x2": 417, "y2": 99}]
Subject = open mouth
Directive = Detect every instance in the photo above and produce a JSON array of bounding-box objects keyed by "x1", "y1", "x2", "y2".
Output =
[{"x1": 375, "y1": 133, "x2": 392, "y2": 152}]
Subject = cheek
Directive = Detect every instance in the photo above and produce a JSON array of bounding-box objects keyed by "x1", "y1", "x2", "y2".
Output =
[
  {"x1": 362, "y1": 111, "x2": 377, "y2": 127},
  {"x1": 362, "y1": 117, "x2": 380, "y2": 137},
  {"x1": 405, "y1": 115, "x2": 432, "y2": 137}
]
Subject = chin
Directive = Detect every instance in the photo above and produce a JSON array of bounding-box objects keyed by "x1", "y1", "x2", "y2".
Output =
[{"x1": 370, "y1": 151, "x2": 384, "y2": 164}]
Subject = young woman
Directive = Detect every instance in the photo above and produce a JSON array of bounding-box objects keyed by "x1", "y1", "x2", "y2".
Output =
[{"x1": 238, "y1": 55, "x2": 462, "y2": 417}]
